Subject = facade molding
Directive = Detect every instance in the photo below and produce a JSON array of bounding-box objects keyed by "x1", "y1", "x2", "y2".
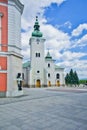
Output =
[
  {"x1": 0, "y1": 3, "x2": 8, "y2": 7},
  {"x1": 8, "y1": 0, "x2": 24, "y2": 14},
  {"x1": 0, "y1": 44, "x2": 22, "y2": 50},
  {"x1": 8, "y1": 51, "x2": 23, "y2": 59},
  {"x1": 0, "y1": 51, "x2": 23, "y2": 59},
  {"x1": 0, "y1": 70, "x2": 7, "y2": 73}
]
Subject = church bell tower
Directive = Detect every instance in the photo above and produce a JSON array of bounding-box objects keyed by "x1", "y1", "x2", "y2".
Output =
[{"x1": 29, "y1": 16, "x2": 46, "y2": 87}]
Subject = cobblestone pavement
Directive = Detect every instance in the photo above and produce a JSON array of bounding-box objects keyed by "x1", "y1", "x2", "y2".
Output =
[{"x1": 0, "y1": 87, "x2": 87, "y2": 130}]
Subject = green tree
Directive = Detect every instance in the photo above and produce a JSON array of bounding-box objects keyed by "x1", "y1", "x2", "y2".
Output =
[
  {"x1": 65, "y1": 73, "x2": 69, "y2": 86},
  {"x1": 65, "y1": 69, "x2": 79, "y2": 87},
  {"x1": 69, "y1": 69, "x2": 74, "y2": 86},
  {"x1": 74, "y1": 71, "x2": 79, "y2": 86}
]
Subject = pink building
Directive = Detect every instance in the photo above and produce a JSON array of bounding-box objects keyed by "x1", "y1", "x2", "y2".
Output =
[{"x1": 0, "y1": 0, "x2": 24, "y2": 97}]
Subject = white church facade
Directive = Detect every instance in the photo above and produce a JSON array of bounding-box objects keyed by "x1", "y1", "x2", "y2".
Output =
[{"x1": 23, "y1": 17, "x2": 65, "y2": 87}]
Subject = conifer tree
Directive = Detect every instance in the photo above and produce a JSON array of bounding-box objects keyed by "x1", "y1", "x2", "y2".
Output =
[
  {"x1": 65, "y1": 73, "x2": 69, "y2": 86},
  {"x1": 65, "y1": 69, "x2": 79, "y2": 87},
  {"x1": 74, "y1": 71, "x2": 79, "y2": 86},
  {"x1": 69, "y1": 69, "x2": 74, "y2": 86}
]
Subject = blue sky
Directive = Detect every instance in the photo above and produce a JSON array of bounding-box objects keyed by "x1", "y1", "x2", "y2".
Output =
[{"x1": 20, "y1": 0, "x2": 87, "y2": 79}]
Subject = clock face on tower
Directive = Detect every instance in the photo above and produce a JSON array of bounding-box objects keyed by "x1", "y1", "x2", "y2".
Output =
[{"x1": 36, "y1": 38, "x2": 40, "y2": 44}]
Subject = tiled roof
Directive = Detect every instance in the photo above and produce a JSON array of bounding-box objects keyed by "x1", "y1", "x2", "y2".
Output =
[
  {"x1": 23, "y1": 61, "x2": 30, "y2": 68},
  {"x1": 55, "y1": 65, "x2": 64, "y2": 70}
]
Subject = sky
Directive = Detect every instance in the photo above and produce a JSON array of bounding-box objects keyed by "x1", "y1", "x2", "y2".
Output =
[{"x1": 20, "y1": 0, "x2": 87, "y2": 79}]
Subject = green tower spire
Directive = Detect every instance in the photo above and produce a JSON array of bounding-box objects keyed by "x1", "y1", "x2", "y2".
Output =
[
  {"x1": 32, "y1": 16, "x2": 43, "y2": 37},
  {"x1": 45, "y1": 51, "x2": 52, "y2": 59}
]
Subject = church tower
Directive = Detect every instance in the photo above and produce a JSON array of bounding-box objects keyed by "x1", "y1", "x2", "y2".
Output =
[
  {"x1": 29, "y1": 17, "x2": 46, "y2": 87},
  {"x1": 0, "y1": 0, "x2": 24, "y2": 97}
]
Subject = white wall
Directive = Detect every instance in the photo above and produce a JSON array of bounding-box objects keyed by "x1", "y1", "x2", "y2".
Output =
[
  {"x1": 8, "y1": 1, "x2": 21, "y2": 54},
  {"x1": 30, "y1": 37, "x2": 46, "y2": 86},
  {"x1": 23, "y1": 67, "x2": 30, "y2": 86},
  {"x1": 7, "y1": 55, "x2": 22, "y2": 96},
  {"x1": 55, "y1": 69, "x2": 65, "y2": 85},
  {"x1": 45, "y1": 60, "x2": 55, "y2": 86},
  {"x1": 7, "y1": 1, "x2": 23, "y2": 96}
]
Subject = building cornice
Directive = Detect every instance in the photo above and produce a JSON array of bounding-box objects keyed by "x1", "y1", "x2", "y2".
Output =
[
  {"x1": 0, "y1": 51, "x2": 23, "y2": 59},
  {"x1": 8, "y1": 0, "x2": 24, "y2": 14}
]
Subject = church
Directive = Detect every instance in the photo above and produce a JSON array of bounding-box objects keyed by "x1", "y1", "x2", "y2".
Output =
[{"x1": 23, "y1": 17, "x2": 65, "y2": 87}]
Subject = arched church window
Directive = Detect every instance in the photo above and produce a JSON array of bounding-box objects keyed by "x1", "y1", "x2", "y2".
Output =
[
  {"x1": 48, "y1": 73, "x2": 50, "y2": 77},
  {"x1": 48, "y1": 63, "x2": 50, "y2": 67},
  {"x1": 56, "y1": 73, "x2": 60, "y2": 79}
]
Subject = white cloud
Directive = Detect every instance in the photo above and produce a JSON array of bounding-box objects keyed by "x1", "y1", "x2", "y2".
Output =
[
  {"x1": 56, "y1": 21, "x2": 72, "y2": 29},
  {"x1": 56, "y1": 51, "x2": 87, "y2": 79},
  {"x1": 20, "y1": 0, "x2": 66, "y2": 30},
  {"x1": 49, "y1": 50, "x2": 86, "y2": 62},
  {"x1": 21, "y1": 48, "x2": 30, "y2": 60},
  {"x1": 41, "y1": 24, "x2": 70, "y2": 51},
  {"x1": 61, "y1": 51, "x2": 86, "y2": 61},
  {"x1": 71, "y1": 34, "x2": 87, "y2": 49},
  {"x1": 57, "y1": 59, "x2": 87, "y2": 79},
  {"x1": 77, "y1": 34, "x2": 87, "y2": 44},
  {"x1": 72, "y1": 23, "x2": 87, "y2": 37},
  {"x1": 64, "y1": 21, "x2": 72, "y2": 29}
]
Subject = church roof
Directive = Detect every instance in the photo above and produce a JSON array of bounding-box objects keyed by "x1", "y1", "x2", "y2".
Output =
[
  {"x1": 32, "y1": 16, "x2": 43, "y2": 37},
  {"x1": 23, "y1": 61, "x2": 30, "y2": 68},
  {"x1": 45, "y1": 51, "x2": 52, "y2": 60},
  {"x1": 55, "y1": 65, "x2": 64, "y2": 70}
]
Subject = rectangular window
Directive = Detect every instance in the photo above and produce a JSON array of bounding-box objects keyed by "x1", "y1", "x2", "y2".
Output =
[
  {"x1": 48, "y1": 63, "x2": 50, "y2": 67},
  {"x1": 48, "y1": 73, "x2": 50, "y2": 77},
  {"x1": 36, "y1": 53, "x2": 37, "y2": 57},
  {"x1": 38, "y1": 53, "x2": 40, "y2": 57},
  {"x1": 36, "y1": 53, "x2": 40, "y2": 57}
]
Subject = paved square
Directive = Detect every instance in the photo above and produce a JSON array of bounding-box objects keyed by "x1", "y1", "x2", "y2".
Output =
[{"x1": 0, "y1": 87, "x2": 87, "y2": 130}]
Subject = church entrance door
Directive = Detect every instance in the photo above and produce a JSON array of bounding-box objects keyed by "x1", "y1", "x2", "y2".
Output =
[
  {"x1": 48, "y1": 81, "x2": 51, "y2": 87},
  {"x1": 36, "y1": 79, "x2": 41, "y2": 88},
  {"x1": 56, "y1": 80, "x2": 60, "y2": 86}
]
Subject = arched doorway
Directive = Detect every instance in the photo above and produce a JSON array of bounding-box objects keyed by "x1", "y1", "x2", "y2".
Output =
[
  {"x1": 36, "y1": 79, "x2": 41, "y2": 88},
  {"x1": 56, "y1": 80, "x2": 60, "y2": 87},
  {"x1": 48, "y1": 81, "x2": 51, "y2": 87}
]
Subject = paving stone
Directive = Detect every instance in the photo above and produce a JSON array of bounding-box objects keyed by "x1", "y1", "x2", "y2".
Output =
[{"x1": 0, "y1": 87, "x2": 87, "y2": 130}]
